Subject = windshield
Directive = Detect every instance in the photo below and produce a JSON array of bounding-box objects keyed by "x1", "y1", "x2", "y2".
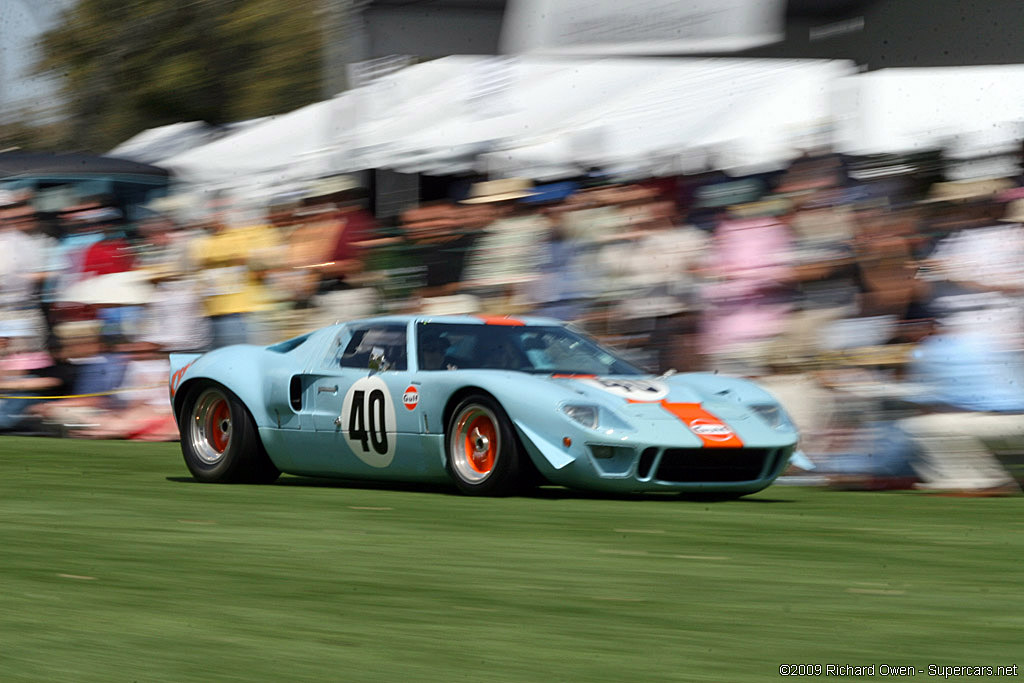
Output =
[{"x1": 416, "y1": 322, "x2": 645, "y2": 375}]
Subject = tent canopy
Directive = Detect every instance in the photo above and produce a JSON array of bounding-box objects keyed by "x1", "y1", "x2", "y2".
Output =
[
  {"x1": 0, "y1": 151, "x2": 170, "y2": 179},
  {"x1": 160, "y1": 97, "x2": 359, "y2": 187},
  {"x1": 152, "y1": 58, "x2": 1024, "y2": 189},
  {"x1": 833, "y1": 66, "x2": 1024, "y2": 158},
  {"x1": 157, "y1": 56, "x2": 852, "y2": 188},
  {"x1": 108, "y1": 122, "x2": 221, "y2": 165},
  {"x1": 344, "y1": 57, "x2": 850, "y2": 179}
]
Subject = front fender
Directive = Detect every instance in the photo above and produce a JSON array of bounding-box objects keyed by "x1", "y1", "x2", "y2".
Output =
[{"x1": 431, "y1": 372, "x2": 588, "y2": 475}]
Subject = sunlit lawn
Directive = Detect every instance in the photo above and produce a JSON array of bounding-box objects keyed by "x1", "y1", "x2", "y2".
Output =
[{"x1": 1, "y1": 436, "x2": 1021, "y2": 682}]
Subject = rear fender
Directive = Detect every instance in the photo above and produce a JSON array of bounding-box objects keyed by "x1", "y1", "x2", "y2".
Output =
[
  {"x1": 169, "y1": 347, "x2": 279, "y2": 428},
  {"x1": 169, "y1": 353, "x2": 202, "y2": 398}
]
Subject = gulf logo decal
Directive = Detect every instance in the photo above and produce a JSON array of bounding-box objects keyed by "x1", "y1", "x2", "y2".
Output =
[
  {"x1": 657, "y1": 402, "x2": 744, "y2": 448},
  {"x1": 403, "y1": 385, "x2": 419, "y2": 410}
]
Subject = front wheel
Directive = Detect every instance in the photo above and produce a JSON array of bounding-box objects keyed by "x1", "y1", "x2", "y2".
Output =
[
  {"x1": 446, "y1": 394, "x2": 522, "y2": 496},
  {"x1": 180, "y1": 383, "x2": 279, "y2": 484}
]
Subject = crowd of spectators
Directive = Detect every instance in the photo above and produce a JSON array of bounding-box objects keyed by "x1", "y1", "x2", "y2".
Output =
[{"x1": 2, "y1": 153, "x2": 1024, "y2": 494}]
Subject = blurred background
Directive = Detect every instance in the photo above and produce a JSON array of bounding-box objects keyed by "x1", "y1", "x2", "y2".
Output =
[{"x1": 2, "y1": 0, "x2": 1024, "y2": 494}]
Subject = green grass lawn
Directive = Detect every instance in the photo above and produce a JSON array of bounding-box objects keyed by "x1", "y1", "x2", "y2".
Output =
[{"x1": 1, "y1": 437, "x2": 1021, "y2": 682}]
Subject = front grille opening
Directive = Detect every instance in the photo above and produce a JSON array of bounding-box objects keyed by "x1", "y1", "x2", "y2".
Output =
[
  {"x1": 637, "y1": 448, "x2": 659, "y2": 479},
  {"x1": 656, "y1": 448, "x2": 771, "y2": 483},
  {"x1": 588, "y1": 445, "x2": 636, "y2": 476}
]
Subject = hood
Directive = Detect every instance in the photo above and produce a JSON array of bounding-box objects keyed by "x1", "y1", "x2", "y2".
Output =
[
  {"x1": 543, "y1": 373, "x2": 774, "y2": 418},
  {"x1": 546, "y1": 375, "x2": 699, "y2": 405}
]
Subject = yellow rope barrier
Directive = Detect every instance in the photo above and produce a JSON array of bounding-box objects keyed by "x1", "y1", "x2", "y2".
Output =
[{"x1": 0, "y1": 385, "x2": 166, "y2": 400}]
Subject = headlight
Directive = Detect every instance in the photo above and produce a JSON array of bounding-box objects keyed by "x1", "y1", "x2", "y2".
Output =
[
  {"x1": 751, "y1": 404, "x2": 796, "y2": 432},
  {"x1": 562, "y1": 404, "x2": 598, "y2": 429},
  {"x1": 561, "y1": 404, "x2": 635, "y2": 432}
]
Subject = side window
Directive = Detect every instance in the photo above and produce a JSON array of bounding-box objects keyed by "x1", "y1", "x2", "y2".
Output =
[
  {"x1": 338, "y1": 325, "x2": 408, "y2": 371},
  {"x1": 417, "y1": 325, "x2": 480, "y2": 370}
]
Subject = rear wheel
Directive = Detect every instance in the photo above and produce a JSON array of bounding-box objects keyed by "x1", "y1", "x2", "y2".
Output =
[
  {"x1": 446, "y1": 394, "x2": 521, "y2": 496},
  {"x1": 180, "y1": 383, "x2": 279, "y2": 484}
]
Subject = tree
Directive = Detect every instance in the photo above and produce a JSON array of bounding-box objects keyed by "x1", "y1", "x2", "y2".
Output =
[
  {"x1": 34, "y1": 0, "x2": 325, "y2": 152},
  {"x1": 0, "y1": 102, "x2": 70, "y2": 152}
]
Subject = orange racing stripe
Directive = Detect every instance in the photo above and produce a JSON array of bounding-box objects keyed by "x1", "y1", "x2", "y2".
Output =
[
  {"x1": 657, "y1": 401, "x2": 745, "y2": 448},
  {"x1": 475, "y1": 315, "x2": 525, "y2": 326}
]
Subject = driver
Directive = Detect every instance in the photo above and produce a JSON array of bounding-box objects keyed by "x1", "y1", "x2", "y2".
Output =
[{"x1": 419, "y1": 329, "x2": 457, "y2": 370}]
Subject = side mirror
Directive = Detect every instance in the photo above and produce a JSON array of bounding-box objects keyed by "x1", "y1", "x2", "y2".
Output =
[{"x1": 369, "y1": 347, "x2": 392, "y2": 372}]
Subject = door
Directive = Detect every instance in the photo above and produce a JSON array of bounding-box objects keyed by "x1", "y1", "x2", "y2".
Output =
[{"x1": 307, "y1": 323, "x2": 420, "y2": 474}]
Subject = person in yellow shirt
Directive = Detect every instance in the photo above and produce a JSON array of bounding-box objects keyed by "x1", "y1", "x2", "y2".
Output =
[{"x1": 188, "y1": 196, "x2": 283, "y2": 348}]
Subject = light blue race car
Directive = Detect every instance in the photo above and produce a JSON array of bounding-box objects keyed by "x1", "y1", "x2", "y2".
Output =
[{"x1": 169, "y1": 315, "x2": 798, "y2": 497}]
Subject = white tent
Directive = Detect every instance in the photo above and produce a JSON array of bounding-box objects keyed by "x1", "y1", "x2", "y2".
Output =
[
  {"x1": 160, "y1": 95, "x2": 359, "y2": 188},
  {"x1": 109, "y1": 118, "x2": 271, "y2": 165},
  {"x1": 833, "y1": 66, "x2": 1024, "y2": 159},
  {"x1": 160, "y1": 56, "x2": 853, "y2": 187},
  {"x1": 109, "y1": 121, "x2": 220, "y2": 164},
  {"x1": 347, "y1": 57, "x2": 851, "y2": 179},
  {"x1": 474, "y1": 59, "x2": 848, "y2": 179},
  {"x1": 159, "y1": 58, "x2": 1024, "y2": 189}
]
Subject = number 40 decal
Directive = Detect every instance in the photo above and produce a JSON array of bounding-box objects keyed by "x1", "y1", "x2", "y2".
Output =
[
  {"x1": 348, "y1": 389, "x2": 388, "y2": 454},
  {"x1": 341, "y1": 377, "x2": 396, "y2": 468}
]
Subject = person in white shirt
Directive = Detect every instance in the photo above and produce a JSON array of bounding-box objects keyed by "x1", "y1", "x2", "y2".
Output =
[{"x1": 0, "y1": 191, "x2": 54, "y2": 353}]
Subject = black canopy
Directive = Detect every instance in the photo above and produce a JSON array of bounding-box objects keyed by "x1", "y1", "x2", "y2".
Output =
[{"x1": 0, "y1": 151, "x2": 170, "y2": 179}]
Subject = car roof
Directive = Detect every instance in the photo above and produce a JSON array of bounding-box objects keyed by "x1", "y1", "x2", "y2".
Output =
[{"x1": 333, "y1": 314, "x2": 568, "y2": 329}]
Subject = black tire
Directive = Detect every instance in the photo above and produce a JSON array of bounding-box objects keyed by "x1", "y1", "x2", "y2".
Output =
[
  {"x1": 180, "y1": 382, "x2": 280, "y2": 484},
  {"x1": 445, "y1": 394, "x2": 522, "y2": 496}
]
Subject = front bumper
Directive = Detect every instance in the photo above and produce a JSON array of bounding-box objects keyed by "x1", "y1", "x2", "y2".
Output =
[
  {"x1": 579, "y1": 443, "x2": 795, "y2": 493},
  {"x1": 516, "y1": 420, "x2": 796, "y2": 494}
]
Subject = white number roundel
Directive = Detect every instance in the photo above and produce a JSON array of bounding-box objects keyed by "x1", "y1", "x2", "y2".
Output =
[
  {"x1": 578, "y1": 378, "x2": 669, "y2": 402},
  {"x1": 341, "y1": 376, "x2": 397, "y2": 468}
]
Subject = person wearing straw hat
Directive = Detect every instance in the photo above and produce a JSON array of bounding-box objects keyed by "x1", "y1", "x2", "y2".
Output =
[
  {"x1": 459, "y1": 178, "x2": 550, "y2": 313},
  {"x1": 461, "y1": 178, "x2": 535, "y2": 205},
  {"x1": 918, "y1": 179, "x2": 1024, "y2": 348},
  {"x1": 520, "y1": 182, "x2": 591, "y2": 323},
  {"x1": 889, "y1": 182, "x2": 1024, "y2": 494},
  {"x1": 897, "y1": 296, "x2": 1024, "y2": 495}
]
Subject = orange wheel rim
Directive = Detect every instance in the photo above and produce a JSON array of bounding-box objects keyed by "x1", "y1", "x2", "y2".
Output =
[
  {"x1": 450, "y1": 404, "x2": 502, "y2": 484},
  {"x1": 210, "y1": 399, "x2": 230, "y2": 453},
  {"x1": 463, "y1": 415, "x2": 497, "y2": 474}
]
